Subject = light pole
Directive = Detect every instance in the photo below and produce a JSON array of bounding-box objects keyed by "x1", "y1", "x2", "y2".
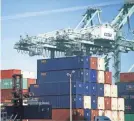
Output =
[{"x1": 67, "y1": 70, "x2": 75, "y2": 121}]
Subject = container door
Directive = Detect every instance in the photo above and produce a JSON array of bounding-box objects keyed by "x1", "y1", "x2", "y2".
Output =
[
  {"x1": 111, "y1": 85, "x2": 118, "y2": 97},
  {"x1": 104, "y1": 84, "x2": 111, "y2": 97},
  {"x1": 112, "y1": 111, "x2": 118, "y2": 121},
  {"x1": 97, "y1": 71, "x2": 104, "y2": 83},
  {"x1": 118, "y1": 98, "x2": 125, "y2": 111},
  {"x1": 111, "y1": 98, "x2": 117, "y2": 110},
  {"x1": 98, "y1": 97, "x2": 104, "y2": 109},
  {"x1": 118, "y1": 111, "x2": 124, "y2": 121},
  {"x1": 83, "y1": 96, "x2": 91, "y2": 109}
]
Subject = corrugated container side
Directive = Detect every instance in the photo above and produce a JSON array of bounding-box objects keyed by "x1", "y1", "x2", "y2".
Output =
[
  {"x1": 104, "y1": 71, "x2": 112, "y2": 84},
  {"x1": 125, "y1": 99, "x2": 134, "y2": 113},
  {"x1": 38, "y1": 95, "x2": 83, "y2": 109},
  {"x1": 37, "y1": 69, "x2": 90, "y2": 83},
  {"x1": 104, "y1": 97, "x2": 111, "y2": 110},
  {"x1": 0, "y1": 69, "x2": 21, "y2": 79},
  {"x1": 91, "y1": 96, "x2": 97, "y2": 109},
  {"x1": 91, "y1": 110, "x2": 99, "y2": 121},
  {"x1": 120, "y1": 72, "x2": 134, "y2": 82},
  {"x1": 125, "y1": 114, "x2": 134, "y2": 121},
  {"x1": 37, "y1": 56, "x2": 90, "y2": 71},
  {"x1": 30, "y1": 82, "x2": 84, "y2": 96},
  {"x1": 90, "y1": 57, "x2": 98, "y2": 70},
  {"x1": 116, "y1": 82, "x2": 134, "y2": 93}
]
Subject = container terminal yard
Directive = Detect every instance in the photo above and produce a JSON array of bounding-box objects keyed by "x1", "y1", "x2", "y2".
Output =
[{"x1": 1, "y1": 0, "x2": 134, "y2": 121}]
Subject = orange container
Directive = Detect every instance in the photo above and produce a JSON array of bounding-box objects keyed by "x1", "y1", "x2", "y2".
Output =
[
  {"x1": 91, "y1": 110, "x2": 99, "y2": 121},
  {"x1": 0, "y1": 69, "x2": 21, "y2": 79},
  {"x1": 104, "y1": 97, "x2": 111, "y2": 110},
  {"x1": 105, "y1": 72, "x2": 112, "y2": 84},
  {"x1": 90, "y1": 57, "x2": 98, "y2": 70},
  {"x1": 120, "y1": 72, "x2": 134, "y2": 82},
  {"x1": 27, "y1": 78, "x2": 36, "y2": 87}
]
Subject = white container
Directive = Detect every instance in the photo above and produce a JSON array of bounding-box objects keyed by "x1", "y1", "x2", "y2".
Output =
[
  {"x1": 104, "y1": 84, "x2": 111, "y2": 97},
  {"x1": 97, "y1": 71, "x2": 105, "y2": 83},
  {"x1": 84, "y1": 96, "x2": 91, "y2": 109},
  {"x1": 98, "y1": 97, "x2": 104, "y2": 109},
  {"x1": 97, "y1": 58, "x2": 105, "y2": 71},
  {"x1": 99, "y1": 110, "x2": 104, "y2": 116},
  {"x1": 21, "y1": 71, "x2": 35, "y2": 79},
  {"x1": 111, "y1": 98, "x2": 118, "y2": 110},
  {"x1": 118, "y1": 111, "x2": 124, "y2": 121},
  {"x1": 118, "y1": 98, "x2": 125, "y2": 111},
  {"x1": 104, "y1": 110, "x2": 112, "y2": 120},
  {"x1": 111, "y1": 85, "x2": 118, "y2": 97},
  {"x1": 112, "y1": 111, "x2": 118, "y2": 121}
]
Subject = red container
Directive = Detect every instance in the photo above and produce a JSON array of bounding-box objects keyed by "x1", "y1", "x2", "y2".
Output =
[
  {"x1": 0, "y1": 69, "x2": 21, "y2": 79},
  {"x1": 91, "y1": 110, "x2": 99, "y2": 121},
  {"x1": 120, "y1": 72, "x2": 134, "y2": 82},
  {"x1": 27, "y1": 78, "x2": 36, "y2": 87},
  {"x1": 1, "y1": 89, "x2": 28, "y2": 103},
  {"x1": 104, "y1": 97, "x2": 111, "y2": 110},
  {"x1": 90, "y1": 57, "x2": 98, "y2": 70},
  {"x1": 105, "y1": 72, "x2": 112, "y2": 84}
]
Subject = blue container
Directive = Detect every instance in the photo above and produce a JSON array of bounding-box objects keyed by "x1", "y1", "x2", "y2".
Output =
[
  {"x1": 125, "y1": 99, "x2": 134, "y2": 113},
  {"x1": 97, "y1": 84, "x2": 104, "y2": 96},
  {"x1": 118, "y1": 92, "x2": 134, "y2": 99},
  {"x1": 37, "y1": 56, "x2": 90, "y2": 71},
  {"x1": 91, "y1": 96, "x2": 97, "y2": 109},
  {"x1": 38, "y1": 95, "x2": 83, "y2": 108},
  {"x1": 84, "y1": 109, "x2": 91, "y2": 121},
  {"x1": 84, "y1": 83, "x2": 91, "y2": 95},
  {"x1": 30, "y1": 82, "x2": 84, "y2": 96},
  {"x1": 91, "y1": 83, "x2": 97, "y2": 96},
  {"x1": 37, "y1": 69, "x2": 90, "y2": 83},
  {"x1": 116, "y1": 82, "x2": 134, "y2": 93},
  {"x1": 90, "y1": 70, "x2": 97, "y2": 83}
]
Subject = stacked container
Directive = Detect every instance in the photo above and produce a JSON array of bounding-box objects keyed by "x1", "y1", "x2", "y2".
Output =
[
  {"x1": 116, "y1": 72, "x2": 134, "y2": 121},
  {"x1": 30, "y1": 56, "x2": 125, "y2": 121},
  {"x1": 0, "y1": 69, "x2": 36, "y2": 103}
]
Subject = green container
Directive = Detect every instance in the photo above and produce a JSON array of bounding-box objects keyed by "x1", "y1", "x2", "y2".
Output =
[
  {"x1": 1, "y1": 78, "x2": 28, "y2": 89},
  {"x1": 125, "y1": 114, "x2": 134, "y2": 121}
]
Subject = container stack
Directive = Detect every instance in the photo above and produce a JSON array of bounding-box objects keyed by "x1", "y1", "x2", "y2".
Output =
[
  {"x1": 30, "y1": 56, "x2": 125, "y2": 121},
  {"x1": 0, "y1": 69, "x2": 36, "y2": 103},
  {"x1": 116, "y1": 72, "x2": 134, "y2": 121}
]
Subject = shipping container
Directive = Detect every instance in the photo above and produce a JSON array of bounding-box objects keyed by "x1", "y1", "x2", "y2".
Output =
[
  {"x1": 0, "y1": 69, "x2": 21, "y2": 79},
  {"x1": 118, "y1": 111, "x2": 125, "y2": 121},
  {"x1": 83, "y1": 96, "x2": 91, "y2": 109},
  {"x1": 97, "y1": 58, "x2": 105, "y2": 71},
  {"x1": 37, "y1": 56, "x2": 90, "y2": 71},
  {"x1": 125, "y1": 99, "x2": 134, "y2": 113},
  {"x1": 120, "y1": 72, "x2": 134, "y2": 82},
  {"x1": 98, "y1": 97, "x2": 104, "y2": 110},
  {"x1": 90, "y1": 70, "x2": 97, "y2": 83},
  {"x1": 38, "y1": 95, "x2": 83, "y2": 108},
  {"x1": 97, "y1": 71, "x2": 104, "y2": 83},
  {"x1": 1, "y1": 78, "x2": 28, "y2": 89},
  {"x1": 1, "y1": 89, "x2": 28, "y2": 102},
  {"x1": 116, "y1": 82, "x2": 134, "y2": 93},
  {"x1": 90, "y1": 57, "x2": 97, "y2": 70},
  {"x1": 27, "y1": 78, "x2": 36, "y2": 87},
  {"x1": 111, "y1": 85, "x2": 118, "y2": 97},
  {"x1": 104, "y1": 71, "x2": 112, "y2": 84},
  {"x1": 104, "y1": 97, "x2": 111, "y2": 110},
  {"x1": 118, "y1": 98, "x2": 125, "y2": 111},
  {"x1": 112, "y1": 111, "x2": 118, "y2": 121},
  {"x1": 91, "y1": 83, "x2": 104, "y2": 96},
  {"x1": 84, "y1": 109, "x2": 91, "y2": 121},
  {"x1": 118, "y1": 91, "x2": 134, "y2": 99},
  {"x1": 111, "y1": 98, "x2": 118, "y2": 111},
  {"x1": 21, "y1": 71, "x2": 35, "y2": 79},
  {"x1": 30, "y1": 81, "x2": 84, "y2": 96},
  {"x1": 91, "y1": 110, "x2": 98, "y2": 121},
  {"x1": 91, "y1": 96, "x2": 97, "y2": 109},
  {"x1": 104, "y1": 84, "x2": 111, "y2": 97},
  {"x1": 125, "y1": 114, "x2": 134, "y2": 121},
  {"x1": 84, "y1": 83, "x2": 91, "y2": 95},
  {"x1": 98, "y1": 110, "x2": 104, "y2": 116},
  {"x1": 37, "y1": 69, "x2": 91, "y2": 83},
  {"x1": 104, "y1": 110, "x2": 112, "y2": 121}
]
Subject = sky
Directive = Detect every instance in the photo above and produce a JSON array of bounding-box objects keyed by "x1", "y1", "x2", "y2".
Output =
[{"x1": 1, "y1": 0, "x2": 134, "y2": 76}]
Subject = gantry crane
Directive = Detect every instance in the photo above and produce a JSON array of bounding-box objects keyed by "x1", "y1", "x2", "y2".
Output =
[{"x1": 14, "y1": 2, "x2": 134, "y2": 83}]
